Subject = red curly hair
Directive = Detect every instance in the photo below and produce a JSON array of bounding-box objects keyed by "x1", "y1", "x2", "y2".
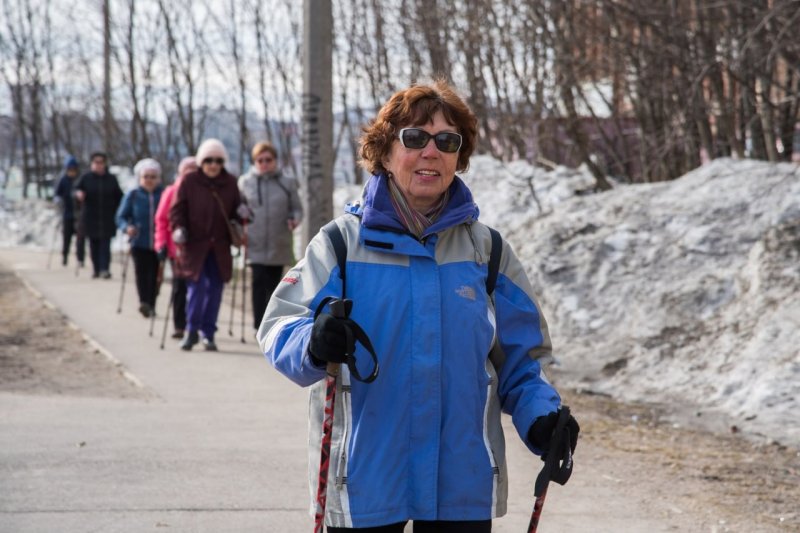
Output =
[{"x1": 359, "y1": 79, "x2": 478, "y2": 176}]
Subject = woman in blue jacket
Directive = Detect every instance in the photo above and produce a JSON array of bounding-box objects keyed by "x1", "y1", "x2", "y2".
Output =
[
  {"x1": 258, "y1": 80, "x2": 579, "y2": 532},
  {"x1": 116, "y1": 158, "x2": 164, "y2": 318}
]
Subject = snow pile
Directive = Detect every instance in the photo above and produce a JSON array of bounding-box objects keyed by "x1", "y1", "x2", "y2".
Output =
[
  {"x1": 463, "y1": 157, "x2": 800, "y2": 447},
  {"x1": 0, "y1": 195, "x2": 60, "y2": 249},
  {"x1": 462, "y1": 155, "x2": 599, "y2": 231},
  {"x1": 0, "y1": 165, "x2": 151, "y2": 249}
]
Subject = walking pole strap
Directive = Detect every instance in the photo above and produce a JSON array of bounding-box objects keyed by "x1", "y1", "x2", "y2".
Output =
[
  {"x1": 313, "y1": 296, "x2": 379, "y2": 384},
  {"x1": 535, "y1": 406, "x2": 574, "y2": 497},
  {"x1": 529, "y1": 406, "x2": 574, "y2": 533}
]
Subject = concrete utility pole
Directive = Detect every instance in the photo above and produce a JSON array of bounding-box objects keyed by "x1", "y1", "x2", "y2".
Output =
[
  {"x1": 103, "y1": 0, "x2": 113, "y2": 157},
  {"x1": 300, "y1": 0, "x2": 334, "y2": 249}
]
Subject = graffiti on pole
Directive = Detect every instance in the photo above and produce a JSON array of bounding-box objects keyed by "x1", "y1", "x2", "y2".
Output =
[{"x1": 302, "y1": 92, "x2": 323, "y2": 187}]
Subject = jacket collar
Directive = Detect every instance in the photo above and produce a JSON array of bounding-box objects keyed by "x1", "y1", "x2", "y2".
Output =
[
  {"x1": 247, "y1": 168, "x2": 281, "y2": 180},
  {"x1": 357, "y1": 173, "x2": 479, "y2": 237}
]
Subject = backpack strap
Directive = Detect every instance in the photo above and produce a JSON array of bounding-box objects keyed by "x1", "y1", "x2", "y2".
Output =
[
  {"x1": 486, "y1": 226, "x2": 502, "y2": 296},
  {"x1": 321, "y1": 219, "x2": 347, "y2": 300}
]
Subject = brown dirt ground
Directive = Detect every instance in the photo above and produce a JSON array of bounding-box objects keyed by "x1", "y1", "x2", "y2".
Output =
[
  {"x1": 561, "y1": 389, "x2": 799, "y2": 531},
  {"x1": 1, "y1": 263, "x2": 798, "y2": 531},
  {"x1": 0, "y1": 265, "x2": 146, "y2": 398}
]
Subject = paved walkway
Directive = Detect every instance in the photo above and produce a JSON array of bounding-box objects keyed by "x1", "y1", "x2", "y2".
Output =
[{"x1": 1, "y1": 248, "x2": 681, "y2": 532}]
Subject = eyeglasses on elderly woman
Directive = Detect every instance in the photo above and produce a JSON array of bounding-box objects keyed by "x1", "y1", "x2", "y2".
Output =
[
  {"x1": 202, "y1": 157, "x2": 225, "y2": 165},
  {"x1": 397, "y1": 128, "x2": 462, "y2": 153}
]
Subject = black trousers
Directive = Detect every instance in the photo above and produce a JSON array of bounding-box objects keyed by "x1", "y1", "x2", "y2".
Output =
[
  {"x1": 131, "y1": 247, "x2": 159, "y2": 307},
  {"x1": 170, "y1": 259, "x2": 187, "y2": 331},
  {"x1": 328, "y1": 520, "x2": 491, "y2": 532},
  {"x1": 89, "y1": 237, "x2": 112, "y2": 274},
  {"x1": 250, "y1": 264, "x2": 283, "y2": 330},
  {"x1": 61, "y1": 219, "x2": 85, "y2": 263},
  {"x1": 61, "y1": 218, "x2": 74, "y2": 263}
]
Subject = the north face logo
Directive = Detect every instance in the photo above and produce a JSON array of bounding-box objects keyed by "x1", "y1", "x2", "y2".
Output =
[{"x1": 455, "y1": 285, "x2": 476, "y2": 301}]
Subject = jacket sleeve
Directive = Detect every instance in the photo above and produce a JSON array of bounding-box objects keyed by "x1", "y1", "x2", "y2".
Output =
[
  {"x1": 112, "y1": 175, "x2": 123, "y2": 210},
  {"x1": 256, "y1": 226, "x2": 341, "y2": 387},
  {"x1": 490, "y1": 236, "x2": 561, "y2": 455},
  {"x1": 230, "y1": 183, "x2": 242, "y2": 222},
  {"x1": 154, "y1": 186, "x2": 173, "y2": 252},
  {"x1": 73, "y1": 175, "x2": 86, "y2": 196},
  {"x1": 54, "y1": 176, "x2": 66, "y2": 203},
  {"x1": 169, "y1": 180, "x2": 187, "y2": 232},
  {"x1": 289, "y1": 178, "x2": 303, "y2": 221},
  {"x1": 115, "y1": 191, "x2": 133, "y2": 232},
  {"x1": 237, "y1": 175, "x2": 248, "y2": 200}
]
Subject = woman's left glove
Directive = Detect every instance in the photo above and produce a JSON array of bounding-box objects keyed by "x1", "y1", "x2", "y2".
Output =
[{"x1": 528, "y1": 409, "x2": 580, "y2": 458}]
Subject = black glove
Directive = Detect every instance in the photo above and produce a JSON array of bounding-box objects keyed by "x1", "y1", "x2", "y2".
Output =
[
  {"x1": 308, "y1": 312, "x2": 356, "y2": 366},
  {"x1": 156, "y1": 246, "x2": 168, "y2": 262},
  {"x1": 528, "y1": 409, "x2": 580, "y2": 458}
]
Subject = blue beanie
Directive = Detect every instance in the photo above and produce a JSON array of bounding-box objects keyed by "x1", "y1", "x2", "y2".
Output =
[{"x1": 64, "y1": 155, "x2": 79, "y2": 170}]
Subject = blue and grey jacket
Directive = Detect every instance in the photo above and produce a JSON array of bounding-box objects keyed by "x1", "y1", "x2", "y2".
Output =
[
  {"x1": 258, "y1": 174, "x2": 560, "y2": 528},
  {"x1": 115, "y1": 186, "x2": 163, "y2": 250}
]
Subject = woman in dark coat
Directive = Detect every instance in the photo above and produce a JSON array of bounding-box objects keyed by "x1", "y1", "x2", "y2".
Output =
[
  {"x1": 169, "y1": 139, "x2": 243, "y2": 351},
  {"x1": 53, "y1": 155, "x2": 83, "y2": 266},
  {"x1": 74, "y1": 152, "x2": 123, "y2": 278}
]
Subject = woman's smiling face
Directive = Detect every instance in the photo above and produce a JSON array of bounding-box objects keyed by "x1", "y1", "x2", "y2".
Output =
[{"x1": 384, "y1": 110, "x2": 459, "y2": 212}]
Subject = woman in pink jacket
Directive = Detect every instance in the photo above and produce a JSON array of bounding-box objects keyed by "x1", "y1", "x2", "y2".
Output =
[{"x1": 154, "y1": 156, "x2": 197, "y2": 339}]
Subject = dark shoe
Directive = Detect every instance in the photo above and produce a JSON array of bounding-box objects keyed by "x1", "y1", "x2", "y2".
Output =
[
  {"x1": 62, "y1": 256, "x2": 68, "y2": 266},
  {"x1": 138, "y1": 303, "x2": 153, "y2": 318},
  {"x1": 180, "y1": 331, "x2": 199, "y2": 351},
  {"x1": 171, "y1": 329, "x2": 185, "y2": 339},
  {"x1": 92, "y1": 272, "x2": 100, "y2": 279},
  {"x1": 202, "y1": 338, "x2": 218, "y2": 352},
  {"x1": 100, "y1": 271, "x2": 112, "y2": 279}
]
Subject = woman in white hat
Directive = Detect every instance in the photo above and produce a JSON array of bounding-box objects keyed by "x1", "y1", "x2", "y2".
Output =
[
  {"x1": 115, "y1": 158, "x2": 164, "y2": 317},
  {"x1": 169, "y1": 139, "x2": 244, "y2": 351}
]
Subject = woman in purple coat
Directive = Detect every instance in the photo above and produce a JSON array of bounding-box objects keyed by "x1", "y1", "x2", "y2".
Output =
[{"x1": 169, "y1": 139, "x2": 243, "y2": 351}]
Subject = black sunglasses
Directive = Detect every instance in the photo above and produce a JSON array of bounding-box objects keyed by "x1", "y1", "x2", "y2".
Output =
[
  {"x1": 203, "y1": 157, "x2": 224, "y2": 165},
  {"x1": 397, "y1": 128, "x2": 462, "y2": 153}
]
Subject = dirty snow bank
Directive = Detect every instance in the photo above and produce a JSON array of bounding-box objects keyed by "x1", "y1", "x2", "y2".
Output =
[{"x1": 463, "y1": 157, "x2": 800, "y2": 447}]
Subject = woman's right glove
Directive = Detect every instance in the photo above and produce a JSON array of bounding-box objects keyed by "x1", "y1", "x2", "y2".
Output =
[
  {"x1": 528, "y1": 409, "x2": 580, "y2": 459},
  {"x1": 308, "y1": 312, "x2": 355, "y2": 366}
]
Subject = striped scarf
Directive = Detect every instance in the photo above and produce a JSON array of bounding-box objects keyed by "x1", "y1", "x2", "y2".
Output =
[{"x1": 387, "y1": 175, "x2": 450, "y2": 238}]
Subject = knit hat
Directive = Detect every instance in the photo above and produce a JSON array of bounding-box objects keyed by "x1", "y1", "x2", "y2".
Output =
[
  {"x1": 195, "y1": 139, "x2": 228, "y2": 165},
  {"x1": 63, "y1": 155, "x2": 78, "y2": 170},
  {"x1": 177, "y1": 156, "x2": 197, "y2": 177},
  {"x1": 133, "y1": 158, "x2": 162, "y2": 178}
]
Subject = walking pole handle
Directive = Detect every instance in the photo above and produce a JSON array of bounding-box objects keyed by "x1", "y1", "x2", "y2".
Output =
[{"x1": 325, "y1": 299, "x2": 348, "y2": 377}]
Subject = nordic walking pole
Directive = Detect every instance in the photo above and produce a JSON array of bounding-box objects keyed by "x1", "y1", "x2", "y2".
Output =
[
  {"x1": 159, "y1": 267, "x2": 175, "y2": 350},
  {"x1": 74, "y1": 230, "x2": 83, "y2": 276},
  {"x1": 310, "y1": 289, "x2": 379, "y2": 532},
  {"x1": 240, "y1": 234, "x2": 248, "y2": 343},
  {"x1": 149, "y1": 259, "x2": 165, "y2": 337},
  {"x1": 116, "y1": 245, "x2": 131, "y2": 314},
  {"x1": 313, "y1": 298, "x2": 349, "y2": 533},
  {"x1": 528, "y1": 406, "x2": 574, "y2": 533},
  {"x1": 228, "y1": 249, "x2": 240, "y2": 336}
]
